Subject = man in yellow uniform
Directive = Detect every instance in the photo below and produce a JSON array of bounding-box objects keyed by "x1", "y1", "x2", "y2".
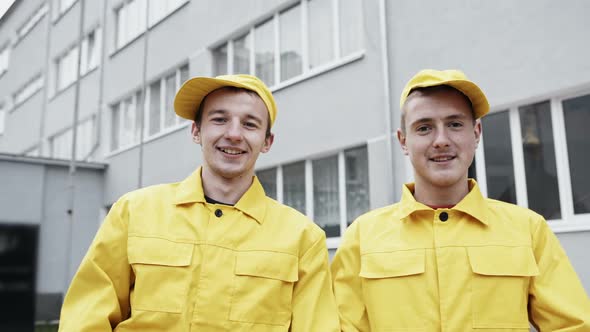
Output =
[
  {"x1": 331, "y1": 69, "x2": 590, "y2": 331},
  {"x1": 59, "y1": 74, "x2": 340, "y2": 331}
]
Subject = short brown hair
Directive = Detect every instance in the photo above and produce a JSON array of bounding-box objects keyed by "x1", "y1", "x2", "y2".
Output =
[
  {"x1": 400, "y1": 85, "x2": 475, "y2": 133},
  {"x1": 194, "y1": 86, "x2": 272, "y2": 138}
]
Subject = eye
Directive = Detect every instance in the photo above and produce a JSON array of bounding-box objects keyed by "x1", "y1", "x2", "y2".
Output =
[
  {"x1": 449, "y1": 121, "x2": 463, "y2": 128},
  {"x1": 210, "y1": 117, "x2": 226, "y2": 124},
  {"x1": 415, "y1": 125, "x2": 431, "y2": 134},
  {"x1": 244, "y1": 121, "x2": 259, "y2": 129}
]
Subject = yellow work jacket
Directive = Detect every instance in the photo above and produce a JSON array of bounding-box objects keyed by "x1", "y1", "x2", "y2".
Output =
[
  {"x1": 331, "y1": 180, "x2": 590, "y2": 331},
  {"x1": 59, "y1": 168, "x2": 339, "y2": 331}
]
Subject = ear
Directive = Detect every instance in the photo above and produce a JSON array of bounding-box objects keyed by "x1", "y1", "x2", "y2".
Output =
[
  {"x1": 191, "y1": 122, "x2": 201, "y2": 144},
  {"x1": 260, "y1": 133, "x2": 275, "y2": 153},
  {"x1": 396, "y1": 128, "x2": 409, "y2": 155},
  {"x1": 474, "y1": 119, "x2": 482, "y2": 148}
]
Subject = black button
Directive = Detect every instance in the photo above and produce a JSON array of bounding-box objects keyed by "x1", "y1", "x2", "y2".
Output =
[
  {"x1": 439, "y1": 212, "x2": 448, "y2": 222},
  {"x1": 214, "y1": 209, "x2": 223, "y2": 218}
]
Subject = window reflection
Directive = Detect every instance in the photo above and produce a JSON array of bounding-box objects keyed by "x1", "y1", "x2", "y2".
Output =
[
  {"x1": 519, "y1": 101, "x2": 561, "y2": 220},
  {"x1": 283, "y1": 162, "x2": 306, "y2": 215},
  {"x1": 257, "y1": 168, "x2": 277, "y2": 200},
  {"x1": 313, "y1": 156, "x2": 340, "y2": 237},
  {"x1": 563, "y1": 94, "x2": 590, "y2": 214},
  {"x1": 482, "y1": 111, "x2": 517, "y2": 204}
]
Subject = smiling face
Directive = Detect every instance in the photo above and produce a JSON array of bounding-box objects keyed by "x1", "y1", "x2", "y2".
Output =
[
  {"x1": 397, "y1": 87, "x2": 481, "y2": 196},
  {"x1": 192, "y1": 88, "x2": 274, "y2": 182}
]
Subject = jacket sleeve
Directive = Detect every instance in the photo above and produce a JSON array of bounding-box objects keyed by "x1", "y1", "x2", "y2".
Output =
[
  {"x1": 529, "y1": 217, "x2": 590, "y2": 331},
  {"x1": 331, "y1": 221, "x2": 370, "y2": 332},
  {"x1": 58, "y1": 198, "x2": 132, "y2": 331},
  {"x1": 289, "y1": 231, "x2": 340, "y2": 332}
]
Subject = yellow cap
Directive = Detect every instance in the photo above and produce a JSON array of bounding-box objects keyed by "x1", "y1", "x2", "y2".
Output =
[
  {"x1": 174, "y1": 74, "x2": 277, "y2": 127},
  {"x1": 400, "y1": 69, "x2": 489, "y2": 119}
]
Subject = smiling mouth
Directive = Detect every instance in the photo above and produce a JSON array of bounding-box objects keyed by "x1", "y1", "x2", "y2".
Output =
[
  {"x1": 431, "y1": 156, "x2": 455, "y2": 162},
  {"x1": 218, "y1": 147, "x2": 245, "y2": 155}
]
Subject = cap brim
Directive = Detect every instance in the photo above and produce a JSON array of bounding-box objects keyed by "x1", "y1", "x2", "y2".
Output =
[
  {"x1": 174, "y1": 77, "x2": 254, "y2": 120},
  {"x1": 443, "y1": 80, "x2": 489, "y2": 119}
]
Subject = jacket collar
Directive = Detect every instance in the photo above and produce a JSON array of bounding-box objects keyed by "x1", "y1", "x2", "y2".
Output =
[
  {"x1": 397, "y1": 179, "x2": 489, "y2": 225},
  {"x1": 173, "y1": 167, "x2": 268, "y2": 224}
]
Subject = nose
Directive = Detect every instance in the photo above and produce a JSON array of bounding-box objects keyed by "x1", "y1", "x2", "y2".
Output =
[
  {"x1": 432, "y1": 127, "x2": 450, "y2": 148},
  {"x1": 224, "y1": 120, "x2": 243, "y2": 141}
]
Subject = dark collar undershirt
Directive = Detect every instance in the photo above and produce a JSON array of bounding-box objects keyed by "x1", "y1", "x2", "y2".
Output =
[{"x1": 204, "y1": 195, "x2": 234, "y2": 206}]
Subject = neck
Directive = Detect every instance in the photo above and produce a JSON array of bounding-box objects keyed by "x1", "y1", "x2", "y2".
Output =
[
  {"x1": 200, "y1": 167, "x2": 254, "y2": 205},
  {"x1": 413, "y1": 178, "x2": 470, "y2": 207}
]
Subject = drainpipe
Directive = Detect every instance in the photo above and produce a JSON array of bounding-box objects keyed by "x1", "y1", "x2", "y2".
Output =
[
  {"x1": 38, "y1": 1, "x2": 53, "y2": 156},
  {"x1": 137, "y1": 0, "x2": 151, "y2": 189},
  {"x1": 378, "y1": 0, "x2": 396, "y2": 203},
  {"x1": 64, "y1": 0, "x2": 85, "y2": 293},
  {"x1": 85, "y1": 0, "x2": 108, "y2": 161}
]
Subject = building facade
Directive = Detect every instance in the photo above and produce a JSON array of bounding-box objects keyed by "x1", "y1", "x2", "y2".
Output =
[{"x1": 0, "y1": 0, "x2": 589, "y2": 323}]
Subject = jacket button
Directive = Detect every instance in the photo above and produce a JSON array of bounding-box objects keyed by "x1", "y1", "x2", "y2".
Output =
[
  {"x1": 439, "y1": 212, "x2": 448, "y2": 222},
  {"x1": 215, "y1": 209, "x2": 223, "y2": 218}
]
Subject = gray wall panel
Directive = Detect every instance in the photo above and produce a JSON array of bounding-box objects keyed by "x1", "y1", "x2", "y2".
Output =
[{"x1": 0, "y1": 161, "x2": 43, "y2": 223}]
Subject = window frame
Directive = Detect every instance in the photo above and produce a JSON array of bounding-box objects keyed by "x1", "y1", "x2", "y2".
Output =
[
  {"x1": 477, "y1": 91, "x2": 590, "y2": 233},
  {"x1": 211, "y1": 0, "x2": 365, "y2": 91},
  {"x1": 15, "y1": 3, "x2": 49, "y2": 44},
  {"x1": 257, "y1": 144, "x2": 370, "y2": 248}
]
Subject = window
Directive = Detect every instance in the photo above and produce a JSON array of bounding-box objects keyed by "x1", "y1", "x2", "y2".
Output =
[
  {"x1": 17, "y1": 3, "x2": 49, "y2": 42},
  {"x1": 482, "y1": 111, "x2": 517, "y2": 204},
  {"x1": 53, "y1": 0, "x2": 78, "y2": 19},
  {"x1": 56, "y1": 46, "x2": 79, "y2": 91},
  {"x1": 479, "y1": 92, "x2": 590, "y2": 228},
  {"x1": 257, "y1": 168, "x2": 277, "y2": 199},
  {"x1": 148, "y1": 0, "x2": 186, "y2": 27},
  {"x1": 233, "y1": 33, "x2": 251, "y2": 75},
  {"x1": 313, "y1": 155, "x2": 340, "y2": 237},
  {"x1": 115, "y1": 0, "x2": 147, "y2": 49},
  {"x1": 0, "y1": 105, "x2": 5, "y2": 135},
  {"x1": 145, "y1": 65, "x2": 188, "y2": 138},
  {"x1": 562, "y1": 94, "x2": 590, "y2": 214},
  {"x1": 279, "y1": 5, "x2": 302, "y2": 81},
  {"x1": 519, "y1": 101, "x2": 561, "y2": 220},
  {"x1": 254, "y1": 19, "x2": 275, "y2": 86},
  {"x1": 0, "y1": 46, "x2": 9, "y2": 76},
  {"x1": 308, "y1": 0, "x2": 334, "y2": 69},
  {"x1": 258, "y1": 145, "x2": 370, "y2": 240},
  {"x1": 55, "y1": 27, "x2": 101, "y2": 93},
  {"x1": 80, "y1": 28, "x2": 102, "y2": 75},
  {"x1": 111, "y1": 91, "x2": 143, "y2": 151},
  {"x1": 212, "y1": 0, "x2": 363, "y2": 86},
  {"x1": 345, "y1": 146, "x2": 370, "y2": 224},
  {"x1": 49, "y1": 116, "x2": 96, "y2": 160},
  {"x1": 14, "y1": 75, "x2": 44, "y2": 106},
  {"x1": 283, "y1": 161, "x2": 307, "y2": 214}
]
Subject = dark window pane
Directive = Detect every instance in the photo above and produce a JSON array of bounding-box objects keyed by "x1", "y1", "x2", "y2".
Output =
[
  {"x1": 519, "y1": 101, "x2": 561, "y2": 219},
  {"x1": 313, "y1": 155, "x2": 340, "y2": 237},
  {"x1": 482, "y1": 111, "x2": 516, "y2": 204},
  {"x1": 563, "y1": 94, "x2": 590, "y2": 214},
  {"x1": 257, "y1": 168, "x2": 277, "y2": 200},
  {"x1": 283, "y1": 161, "x2": 306, "y2": 214},
  {"x1": 345, "y1": 146, "x2": 370, "y2": 225}
]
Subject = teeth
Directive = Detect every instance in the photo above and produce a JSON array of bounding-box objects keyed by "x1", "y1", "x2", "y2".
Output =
[
  {"x1": 221, "y1": 148, "x2": 243, "y2": 155},
  {"x1": 433, "y1": 156, "x2": 453, "y2": 162}
]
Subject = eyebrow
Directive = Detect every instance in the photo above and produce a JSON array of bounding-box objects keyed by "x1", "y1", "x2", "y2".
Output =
[
  {"x1": 206, "y1": 109, "x2": 264, "y2": 124},
  {"x1": 410, "y1": 114, "x2": 469, "y2": 127}
]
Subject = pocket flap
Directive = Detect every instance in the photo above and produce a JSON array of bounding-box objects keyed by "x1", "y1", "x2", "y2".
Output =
[
  {"x1": 468, "y1": 246, "x2": 539, "y2": 276},
  {"x1": 360, "y1": 250, "x2": 425, "y2": 279},
  {"x1": 128, "y1": 236, "x2": 193, "y2": 266},
  {"x1": 235, "y1": 251, "x2": 298, "y2": 282}
]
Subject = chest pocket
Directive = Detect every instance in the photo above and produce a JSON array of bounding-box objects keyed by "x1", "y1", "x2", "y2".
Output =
[
  {"x1": 468, "y1": 246, "x2": 539, "y2": 329},
  {"x1": 128, "y1": 236, "x2": 193, "y2": 313},
  {"x1": 229, "y1": 251, "x2": 298, "y2": 327},
  {"x1": 360, "y1": 250, "x2": 426, "y2": 331}
]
